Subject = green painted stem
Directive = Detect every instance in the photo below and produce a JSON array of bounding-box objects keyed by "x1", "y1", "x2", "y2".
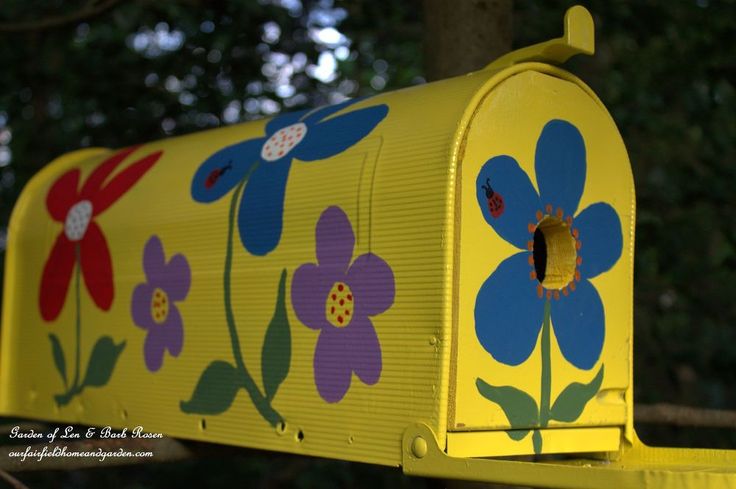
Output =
[
  {"x1": 55, "y1": 384, "x2": 83, "y2": 407},
  {"x1": 224, "y1": 179, "x2": 248, "y2": 375},
  {"x1": 540, "y1": 300, "x2": 552, "y2": 427},
  {"x1": 72, "y1": 245, "x2": 81, "y2": 390},
  {"x1": 535, "y1": 299, "x2": 553, "y2": 454},
  {"x1": 223, "y1": 168, "x2": 282, "y2": 426},
  {"x1": 57, "y1": 246, "x2": 83, "y2": 407}
]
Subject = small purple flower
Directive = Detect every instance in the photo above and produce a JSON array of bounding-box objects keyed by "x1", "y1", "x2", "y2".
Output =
[
  {"x1": 131, "y1": 235, "x2": 191, "y2": 372},
  {"x1": 291, "y1": 206, "x2": 395, "y2": 403}
]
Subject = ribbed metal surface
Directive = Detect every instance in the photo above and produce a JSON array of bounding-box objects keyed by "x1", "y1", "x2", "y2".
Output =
[{"x1": 1, "y1": 72, "x2": 496, "y2": 466}]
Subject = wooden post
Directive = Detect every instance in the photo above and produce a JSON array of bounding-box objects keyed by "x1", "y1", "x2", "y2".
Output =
[{"x1": 423, "y1": 0, "x2": 513, "y2": 81}]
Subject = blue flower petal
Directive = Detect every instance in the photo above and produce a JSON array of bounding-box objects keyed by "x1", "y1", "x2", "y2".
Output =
[
  {"x1": 550, "y1": 279, "x2": 604, "y2": 370},
  {"x1": 191, "y1": 138, "x2": 264, "y2": 203},
  {"x1": 477, "y1": 156, "x2": 541, "y2": 249},
  {"x1": 302, "y1": 96, "x2": 367, "y2": 126},
  {"x1": 574, "y1": 203, "x2": 623, "y2": 279},
  {"x1": 535, "y1": 120, "x2": 586, "y2": 217},
  {"x1": 475, "y1": 252, "x2": 545, "y2": 366},
  {"x1": 238, "y1": 160, "x2": 291, "y2": 255},
  {"x1": 265, "y1": 109, "x2": 310, "y2": 135},
  {"x1": 294, "y1": 105, "x2": 388, "y2": 162}
]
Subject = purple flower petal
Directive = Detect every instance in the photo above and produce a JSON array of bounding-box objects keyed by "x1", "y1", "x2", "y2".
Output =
[
  {"x1": 131, "y1": 283, "x2": 155, "y2": 330},
  {"x1": 163, "y1": 306, "x2": 184, "y2": 358},
  {"x1": 144, "y1": 326, "x2": 166, "y2": 372},
  {"x1": 143, "y1": 235, "x2": 166, "y2": 283},
  {"x1": 313, "y1": 329, "x2": 353, "y2": 403},
  {"x1": 345, "y1": 253, "x2": 395, "y2": 317},
  {"x1": 291, "y1": 263, "x2": 334, "y2": 330},
  {"x1": 158, "y1": 253, "x2": 191, "y2": 301},
  {"x1": 315, "y1": 206, "x2": 354, "y2": 272},
  {"x1": 347, "y1": 318, "x2": 382, "y2": 385}
]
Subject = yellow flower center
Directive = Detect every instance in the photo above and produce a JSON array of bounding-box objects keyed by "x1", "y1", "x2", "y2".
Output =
[
  {"x1": 325, "y1": 282, "x2": 354, "y2": 328},
  {"x1": 528, "y1": 209, "x2": 582, "y2": 301},
  {"x1": 150, "y1": 287, "x2": 170, "y2": 324}
]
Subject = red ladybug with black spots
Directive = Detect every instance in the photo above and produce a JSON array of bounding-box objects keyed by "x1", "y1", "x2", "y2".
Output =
[
  {"x1": 481, "y1": 178, "x2": 505, "y2": 218},
  {"x1": 204, "y1": 162, "x2": 232, "y2": 189}
]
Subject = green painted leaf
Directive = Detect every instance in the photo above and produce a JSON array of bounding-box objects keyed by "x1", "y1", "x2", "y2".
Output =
[
  {"x1": 82, "y1": 336, "x2": 125, "y2": 388},
  {"x1": 549, "y1": 365, "x2": 605, "y2": 423},
  {"x1": 180, "y1": 361, "x2": 241, "y2": 414},
  {"x1": 476, "y1": 377, "x2": 539, "y2": 430},
  {"x1": 261, "y1": 269, "x2": 291, "y2": 401},
  {"x1": 48, "y1": 334, "x2": 67, "y2": 388},
  {"x1": 506, "y1": 428, "x2": 531, "y2": 441}
]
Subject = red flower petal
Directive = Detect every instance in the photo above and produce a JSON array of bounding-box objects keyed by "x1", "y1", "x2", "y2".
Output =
[
  {"x1": 79, "y1": 145, "x2": 141, "y2": 200},
  {"x1": 39, "y1": 233, "x2": 76, "y2": 321},
  {"x1": 46, "y1": 169, "x2": 80, "y2": 222},
  {"x1": 91, "y1": 150, "x2": 162, "y2": 215},
  {"x1": 80, "y1": 221, "x2": 114, "y2": 311}
]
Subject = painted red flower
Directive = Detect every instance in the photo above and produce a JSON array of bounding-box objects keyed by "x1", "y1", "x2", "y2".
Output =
[{"x1": 40, "y1": 145, "x2": 163, "y2": 321}]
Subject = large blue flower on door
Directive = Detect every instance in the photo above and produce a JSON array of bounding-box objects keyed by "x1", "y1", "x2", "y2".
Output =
[
  {"x1": 473, "y1": 119, "x2": 623, "y2": 454},
  {"x1": 191, "y1": 98, "x2": 388, "y2": 255}
]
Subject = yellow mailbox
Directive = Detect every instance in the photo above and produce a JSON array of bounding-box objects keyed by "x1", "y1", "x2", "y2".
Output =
[{"x1": 2, "y1": 6, "x2": 734, "y2": 487}]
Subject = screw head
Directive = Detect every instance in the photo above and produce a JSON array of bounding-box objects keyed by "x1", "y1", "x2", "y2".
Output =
[{"x1": 411, "y1": 436, "x2": 428, "y2": 458}]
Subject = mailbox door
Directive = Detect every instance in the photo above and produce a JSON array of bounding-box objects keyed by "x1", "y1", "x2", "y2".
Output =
[{"x1": 450, "y1": 67, "x2": 634, "y2": 455}]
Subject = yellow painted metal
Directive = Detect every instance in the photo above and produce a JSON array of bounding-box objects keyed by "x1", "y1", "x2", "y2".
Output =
[
  {"x1": 404, "y1": 423, "x2": 736, "y2": 489},
  {"x1": 0, "y1": 5, "x2": 733, "y2": 485},
  {"x1": 1, "y1": 68, "x2": 496, "y2": 467},
  {"x1": 450, "y1": 66, "x2": 634, "y2": 454},
  {"x1": 446, "y1": 426, "x2": 620, "y2": 458}
]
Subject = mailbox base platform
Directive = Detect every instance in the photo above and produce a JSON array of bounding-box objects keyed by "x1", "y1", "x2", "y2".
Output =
[
  {"x1": 403, "y1": 424, "x2": 736, "y2": 489},
  {"x1": 446, "y1": 427, "x2": 621, "y2": 458}
]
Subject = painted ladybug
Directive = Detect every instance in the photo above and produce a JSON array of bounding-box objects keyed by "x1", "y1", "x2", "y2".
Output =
[
  {"x1": 481, "y1": 178, "x2": 505, "y2": 218},
  {"x1": 204, "y1": 163, "x2": 232, "y2": 189}
]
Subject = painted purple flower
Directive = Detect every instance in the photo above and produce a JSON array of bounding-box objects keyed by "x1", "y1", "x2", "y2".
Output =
[
  {"x1": 291, "y1": 206, "x2": 395, "y2": 403},
  {"x1": 131, "y1": 235, "x2": 191, "y2": 372}
]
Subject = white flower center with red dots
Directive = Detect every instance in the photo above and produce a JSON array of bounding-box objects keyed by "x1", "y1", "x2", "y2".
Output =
[
  {"x1": 260, "y1": 123, "x2": 307, "y2": 162},
  {"x1": 325, "y1": 281, "x2": 354, "y2": 328},
  {"x1": 64, "y1": 200, "x2": 93, "y2": 242},
  {"x1": 150, "y1": 287, "x2": 170, "y2": 324}
]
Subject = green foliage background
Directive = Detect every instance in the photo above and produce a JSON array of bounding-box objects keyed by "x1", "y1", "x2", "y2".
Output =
[{"x1": 0, "y1": 0, "x2": 734, "y2": 486}]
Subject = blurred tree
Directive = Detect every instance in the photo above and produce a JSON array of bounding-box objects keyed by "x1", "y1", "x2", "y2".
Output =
[
  {"x1": 515, "y1": 0, "x2": 736, "y2": 448},
  {"x1": 423, "y1": 0, "x2": 512, "y2": 80}
]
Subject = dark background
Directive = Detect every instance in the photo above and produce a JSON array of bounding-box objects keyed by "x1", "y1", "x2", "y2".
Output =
[{"x1": 0, "y1": 0, "x2": 734, "y2": 487}]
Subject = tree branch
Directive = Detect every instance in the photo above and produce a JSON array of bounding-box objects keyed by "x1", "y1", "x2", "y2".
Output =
[
  {"x1": 0, "y1": 469, "x2": 29, "y2": 489},
  {"x1": 0, "y1": 0, "x2": 127, "y2": 33},
  {"x1": 635, "y1": 403, "x2": 736, "y2": 428}
]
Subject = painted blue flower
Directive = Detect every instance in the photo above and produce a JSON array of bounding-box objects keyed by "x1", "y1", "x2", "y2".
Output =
[
  {"x1": 474, "y1": 120, "x2": 623, "y2": 370},
  {"x1": 191, "y1": 98, "x2": 388, "y2": 255}
]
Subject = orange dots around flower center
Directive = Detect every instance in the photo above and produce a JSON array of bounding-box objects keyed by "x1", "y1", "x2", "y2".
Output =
[
  {"x1": 64, "y1": 200, "x2": 93, "y2": 242},
  {"x1": 150, "y1": 287, "x2": 170, "y2": 325},
  {"x1": 260, "y1": 123, "x2": 308, "y2": 162},
  {"x1": 325, "y1": 282, "x2": 354, "y2": 328},
  {"x1": 531, "y1": 214, "x2": 577, "y2": 292}
]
